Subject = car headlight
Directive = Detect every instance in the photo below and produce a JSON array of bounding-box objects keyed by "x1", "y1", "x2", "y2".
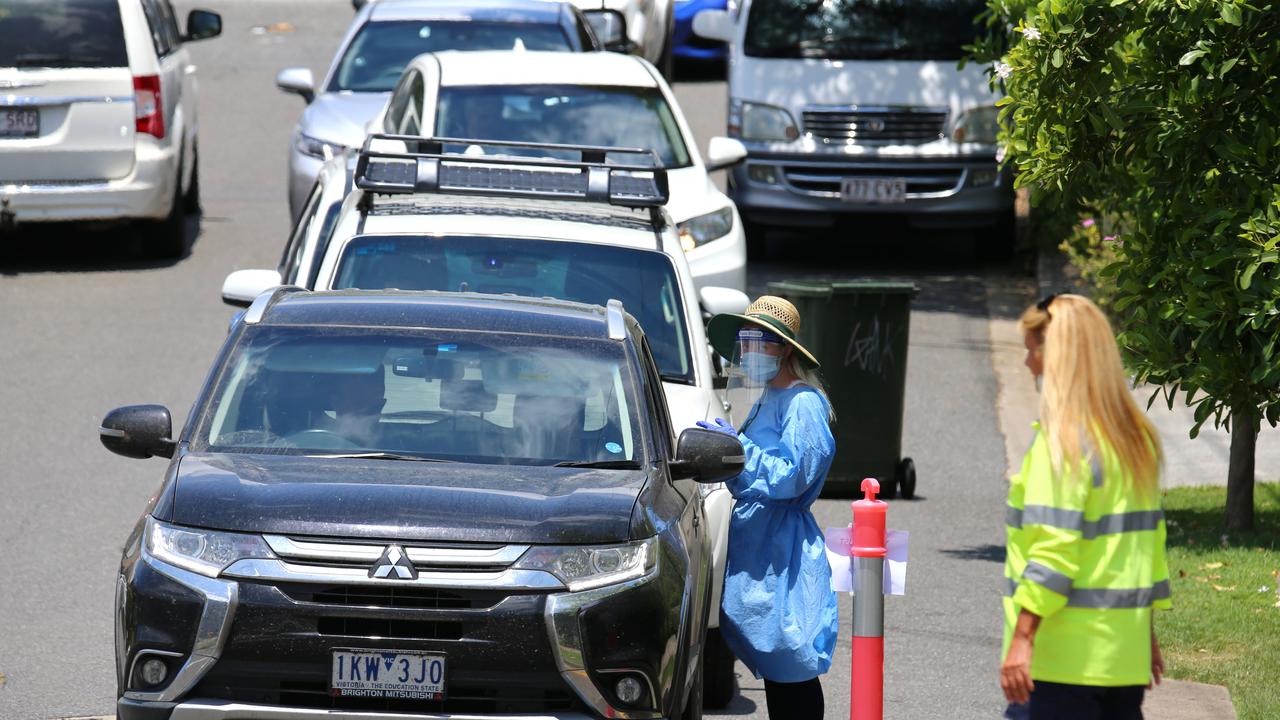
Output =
[
  {"x1": 951, "y1": 106, "x2": 1000, "y2": 145},
  {"x1": 678, "y1": 207, "x2": 735, "y2": 252},
  {"x1": 729, "y1": 100, "x2": 798, "y2": 142},
  {"x1": 514, "y1": 538, "x2": 657, "y2": 591},
  {"x1": 145, "y1": 517, "x2": 274, "y2": 578},
  {"x1": 295, "y1": 133, "x2": 348, "y2": 160}
]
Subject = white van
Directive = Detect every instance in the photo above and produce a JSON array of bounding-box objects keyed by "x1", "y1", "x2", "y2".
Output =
[{"x1": 694, "y1": 0, "x2": 1014, "y2": 256}]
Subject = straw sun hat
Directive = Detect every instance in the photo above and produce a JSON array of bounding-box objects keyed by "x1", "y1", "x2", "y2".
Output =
[{"x1": 707, "y1": 295, "x2": 820, "y2": 368}]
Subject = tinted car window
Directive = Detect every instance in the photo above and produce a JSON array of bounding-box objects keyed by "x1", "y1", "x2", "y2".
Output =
[
  {"x1": 332, "y1": 235, "x2": 694, "y2": 383},
  {"x1": 331, "y1": 20, "x2": 574, "y2": 92},
  {"x1": 436, "y1": 85, "x2": 691, "y2": 168},
  {"x1": 0, "y1": 0, "x2": 129, "y2": 68},
  {"x1": 744, "y1": 0, "x2": 985, "y2": 60},
  {"x1": 197, "y1": 327, "x2": 641, "y2": 465}
]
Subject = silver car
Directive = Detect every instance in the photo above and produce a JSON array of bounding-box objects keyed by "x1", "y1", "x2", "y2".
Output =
[{"x1": 279, "y1": 0, "x2": 617, "y2": 219}]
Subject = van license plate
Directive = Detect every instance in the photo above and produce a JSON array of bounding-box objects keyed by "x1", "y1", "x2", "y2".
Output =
[
  {"x1": 331, "y1": 649, "x2": 446, "y2": 700},
  {"x1": 0, "y1": 108, "x2": 39, "y2": 137},
  {"x1": 841, "y1": 178, "x2": 906, "y2": 204}
]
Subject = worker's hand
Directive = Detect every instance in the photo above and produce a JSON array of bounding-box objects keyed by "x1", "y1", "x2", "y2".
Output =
[
  {"x1": 1000, "y1": 635, "x2": 1035, "y2": 705},
  {"x1": 1149, "y1": 632, "x2": 1164, "y2": 689},
  {"x1": 696, "y1": 418, "x2": 738, "y2": 436}
]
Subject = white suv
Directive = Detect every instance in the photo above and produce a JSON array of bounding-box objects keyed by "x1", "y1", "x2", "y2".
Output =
[
  {"x1": 378, "y1": 50, "x2": 750, "y2": 292},
  {"x1": 222, "y1": 136, "x2": 749, "y2": 707},
  {"x1": 0, "y1": 0, "x2": 221, "y2": 257}
]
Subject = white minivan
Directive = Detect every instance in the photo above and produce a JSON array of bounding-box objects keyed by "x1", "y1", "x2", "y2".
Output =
[
  {"x1": 0, "y1": 0, "x2": 221, "y2": 257},
  {"x1": 694, "y1": 0, "x2": 1015, "y2": 257}
]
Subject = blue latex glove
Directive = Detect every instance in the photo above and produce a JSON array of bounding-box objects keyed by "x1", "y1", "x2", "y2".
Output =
[{"x1": 696, "y1": 418, "x2": 737, "y2": 436}]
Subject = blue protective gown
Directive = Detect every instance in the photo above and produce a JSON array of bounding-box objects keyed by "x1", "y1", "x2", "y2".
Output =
[{"x1": 719, "y1": 383, "x2": 839, "y2": 683}]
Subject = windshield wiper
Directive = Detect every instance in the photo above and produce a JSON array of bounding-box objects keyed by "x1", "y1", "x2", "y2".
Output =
[
  {"x1": 553, "y1": 459, "x2": 642, "y2": 469},
  {"x1": 659, "y1": 373, "x2": 696, "y2": 386},
  {"x1": 307, "y1": 452, "x2": 457, "y2": 463}
]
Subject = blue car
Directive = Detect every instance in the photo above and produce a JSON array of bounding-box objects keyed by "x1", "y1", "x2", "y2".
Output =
[{"x1": 673, "y1": 0, "x2": 728, "y2": 61}]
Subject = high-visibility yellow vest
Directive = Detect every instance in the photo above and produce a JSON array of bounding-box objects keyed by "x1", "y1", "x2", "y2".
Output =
[{"x1": 1003, "y1": 423, "x2": 1171, "y2": 687}]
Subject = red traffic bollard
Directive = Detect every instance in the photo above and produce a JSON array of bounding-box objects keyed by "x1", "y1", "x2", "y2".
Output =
[{"x1": 851, "y1": 477, "x2": 887, "y2": 720}]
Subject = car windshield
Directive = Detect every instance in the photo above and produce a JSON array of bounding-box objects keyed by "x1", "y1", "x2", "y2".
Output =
[
  {"x1": 332, "y1": 235, "x2": 695, "y2": 383},
  {"x1": 330, "y1": 21, "x2": 574, "y2": 92},
  {"x1": 0, "y1": 0, "x2": 128, "y2": 68},
  {"x1": 195, "y1": 326, "x2": 642, "y2": 466},
  {"x1": 435, "y1": 85, "x2": 691, "y2": 168},
  {"x1": 744, "y1": 0, "x2": 985, "y2": 60}
]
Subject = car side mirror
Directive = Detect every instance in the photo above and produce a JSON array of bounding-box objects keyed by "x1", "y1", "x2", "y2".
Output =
[
  {"x1": 276, "y1": 68, "x2": 316, "y2": 104},
  {"x1": 671, "y1": 428, "x2": 744, "y2": 483},
  {"x1": 183, "y1": 10, "x2": 222, "y2": 42},
  {"x1": 222, "y1": 268, "x2": 282, "y2": 308},
  {"x1": 692, "y1": 9, "x2": 734, "y2": 44},
  {"x1": 700, "y1": 286, "x2": 750, "y2": 317},
  {"x1": 584, "y1": 9, "x2": 636, "y2": 53},
  {"x1": 705, "y1": 136, "x2": 747, "y2": 172},
  {"x1": 100, "y1": 405, "x2": 176, "y2": 459}
]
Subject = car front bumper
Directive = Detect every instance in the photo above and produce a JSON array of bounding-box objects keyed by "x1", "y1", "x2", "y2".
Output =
[
  {"x1": 729, "y1": 151, "x2": 1015, "y2": 228},
  {"x1": 118, "y1": 537, "x2": 678, "y2": 720},
  {"x1": 0, "y1": 139, "x2": 178, "y2": 223}
]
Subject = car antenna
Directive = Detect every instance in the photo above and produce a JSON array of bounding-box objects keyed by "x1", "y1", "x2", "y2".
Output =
[{"x1": 458, "y1": 281, "x2": 469, "y2": 292}]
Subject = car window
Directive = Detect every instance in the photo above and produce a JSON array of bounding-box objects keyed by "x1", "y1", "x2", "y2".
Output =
[
  {"x1": 639, "y1": 337, "x2": 674, "y2": 458},
  {"x1": 159, "y1": 0, "x2": 183, "y2": 51},
  {"x1": 331, "y1": 20, "x2": 574, "y2": 93},
  {"x1": 332, "y1": 235, "x2": 695, "y2": 384},
  {"x1": 0, "y1": 0, "x2": 129, "y2": 68},
  {"x1": 280, "y1": 186, "x2": 322, "y2": 282},
  {"x1": 140, "y1": 0, "x2": 174, "y2": 57},
  {"x1": 404, "y1": 72, "x2": 425, "y2": 135},
  {"x1": 571, "y1": 9, "x2": 598, "y2": 51},
  {"x1": 304, "y1": 200, "x2": 345, "y2": 288},
  {"x1": 196, "y1": 326, "x2": 641, "y2": 466},
  {"x1": 383, "y1": 71, "x2": 415, "y2": 133},
  {"x1": 435, "y1": 85, "x2": 691, "y2": 168},
  {"x1": 744, "y1": 0, "x2": 986, "y2": 60}
]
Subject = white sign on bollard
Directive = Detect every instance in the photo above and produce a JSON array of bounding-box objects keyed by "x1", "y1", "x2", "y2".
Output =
[{"x1": 824, "y1": 526, "x2": 909, "y2": 595}]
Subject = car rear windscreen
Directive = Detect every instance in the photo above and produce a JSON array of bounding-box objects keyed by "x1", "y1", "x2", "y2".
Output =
[{"x1": 0, "y1": 0, "x2": 129, "y2": 68}]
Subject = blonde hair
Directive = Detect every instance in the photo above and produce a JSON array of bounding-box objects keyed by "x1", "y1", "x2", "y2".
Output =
[
  {"x1": 785, "y1": 352, "x2": 837, "y2": 422},
  {"x1": 1020, "y1": 295, "x2": 1161, "y2": 494}
]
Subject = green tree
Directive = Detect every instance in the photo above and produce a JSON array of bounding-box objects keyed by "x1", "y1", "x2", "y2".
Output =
[{"x1": 972, "y1": 0, "x2": 1280, "y2": 529}]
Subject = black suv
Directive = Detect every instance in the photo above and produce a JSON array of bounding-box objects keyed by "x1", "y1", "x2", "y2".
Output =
[{"x1": 103, "y1": 289, "x2": 743, "y2": 720}]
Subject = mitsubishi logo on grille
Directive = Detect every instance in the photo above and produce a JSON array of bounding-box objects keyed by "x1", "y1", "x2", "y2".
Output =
[{"x1": 370, "y1": 545, "x2": 417, "y2": 580}]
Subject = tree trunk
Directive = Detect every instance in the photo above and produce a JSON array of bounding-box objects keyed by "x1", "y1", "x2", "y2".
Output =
[{"x1": 1225, "y1": 407, "x2": 1257, "y2": 532}]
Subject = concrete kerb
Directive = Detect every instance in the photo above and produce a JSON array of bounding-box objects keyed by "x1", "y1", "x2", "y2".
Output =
[{"x1": 985, "y1": 250, "x2": 1239, "y2": 720}]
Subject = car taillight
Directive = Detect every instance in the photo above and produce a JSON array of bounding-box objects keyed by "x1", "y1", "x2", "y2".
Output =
[{"x1": 133, "y1": 75, "x2": 165, "y2": 139}]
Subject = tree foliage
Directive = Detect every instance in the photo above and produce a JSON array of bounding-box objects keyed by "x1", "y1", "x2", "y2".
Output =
[{"x1": 970, "y1": 0, "x2": 1280, "y2": 525}]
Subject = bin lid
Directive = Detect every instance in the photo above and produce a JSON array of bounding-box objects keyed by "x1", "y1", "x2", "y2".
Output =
[{"x1": 767, "y1": 279, "x2": 919, "y2": 297}]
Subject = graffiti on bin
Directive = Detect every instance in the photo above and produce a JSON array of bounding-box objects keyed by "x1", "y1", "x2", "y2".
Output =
[{"x1": 844, "y1": 318, "x2": 901, "y2": 377}]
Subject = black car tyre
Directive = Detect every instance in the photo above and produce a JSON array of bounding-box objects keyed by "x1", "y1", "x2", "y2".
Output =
[
  {"x1": 678, "y1": 650, "x2": 705, "y2": 720},
  {"x1": 702, "y1": 628, "x2": 737, "y2": 709},
  {"x1": 143, "y1": 168, "x2": 189, "y2": 259},
  {"x1": 183, "y1": 143, "x2": 201, "y2": 214},
  {"x1": 897, "y1": 457, "x2": 917, "y2": 500},
  {"x1": 977, "y1": 212, "x2": 1017, "y2": 262}
]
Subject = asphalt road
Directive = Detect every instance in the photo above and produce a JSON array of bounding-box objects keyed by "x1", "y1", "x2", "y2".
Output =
[{"x1": 0, "y1": 2, "x2": 1013, "y2": 718}]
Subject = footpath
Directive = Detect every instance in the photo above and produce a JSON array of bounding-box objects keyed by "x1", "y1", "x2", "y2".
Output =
[{"x1": 987, "y1": 257, "x2": 1244, "y2": 720}]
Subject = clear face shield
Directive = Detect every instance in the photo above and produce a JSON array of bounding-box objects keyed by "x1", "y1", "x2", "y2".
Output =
[{"x1": 723, "y1": 327, "x2": 788, "y2": 429}]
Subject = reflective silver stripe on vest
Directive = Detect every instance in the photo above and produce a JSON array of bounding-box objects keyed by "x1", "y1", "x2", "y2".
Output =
[
  {"x1": 1023, "y1": 561, "x2": 1074, "y2": 595},
  {"x1": 1003, "y1": 577, "x2": 1171, "y2": 608},
  {"x1": 1082, "y1": 510, "x2": 1164, "y2": 540},
  {"x1": 1006, "y1": 506, "x2": 1164, "y2": 540}
]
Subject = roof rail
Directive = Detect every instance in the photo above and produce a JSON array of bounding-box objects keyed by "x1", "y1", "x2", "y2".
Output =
[
  {"x1": 243, "y1": 286, "x2": 300, "y2": 325},
  {"x1": 606, "y1": 299, "x2": 627, "y2": 340},
  {"x1": 353, "y1": 134, "x2": 669, "y2": 209}
]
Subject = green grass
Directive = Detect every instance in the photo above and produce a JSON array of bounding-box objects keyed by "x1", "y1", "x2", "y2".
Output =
[{"x1": 1159, "y1": 482, "x2": 1280, "y2": 720}]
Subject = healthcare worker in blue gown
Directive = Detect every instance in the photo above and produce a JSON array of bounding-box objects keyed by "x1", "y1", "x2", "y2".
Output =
[{"x1": 701, "y1": 296, "x2": 839, "y2": 720}]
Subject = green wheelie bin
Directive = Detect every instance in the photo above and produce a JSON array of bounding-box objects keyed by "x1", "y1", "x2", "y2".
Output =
[{"x1": 766, "y1": 280, "x2": 918, "y2": 499}]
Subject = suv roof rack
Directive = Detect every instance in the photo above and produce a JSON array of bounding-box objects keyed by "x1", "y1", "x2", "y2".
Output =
[{"x1": 353, "y1": 134, "x2": 670, "y2": 209}]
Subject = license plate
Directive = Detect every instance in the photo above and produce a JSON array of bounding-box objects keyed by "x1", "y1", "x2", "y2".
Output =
[
  {"x1": 0, "y1": 108, "x2": 39, "y2": 138},
  {"x1": 841, "y1": 177, "x2": 906, "y2": 204},
  {"x1": 331, "y1": 649, "x2": 446, "y2": 700}
]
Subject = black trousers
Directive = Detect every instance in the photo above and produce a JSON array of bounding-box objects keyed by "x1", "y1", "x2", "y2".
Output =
[
  {"x1": 1005, "y1": 681, "x2": 1145, "y2": 720},
  {"x1": 763, "y1": 677, "x2": 824, "y2": 720}
]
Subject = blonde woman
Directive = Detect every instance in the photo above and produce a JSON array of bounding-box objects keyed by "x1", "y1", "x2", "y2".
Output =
[{"x1": 1001, "y1": 294, "x2": 1171, "y2": 720}]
